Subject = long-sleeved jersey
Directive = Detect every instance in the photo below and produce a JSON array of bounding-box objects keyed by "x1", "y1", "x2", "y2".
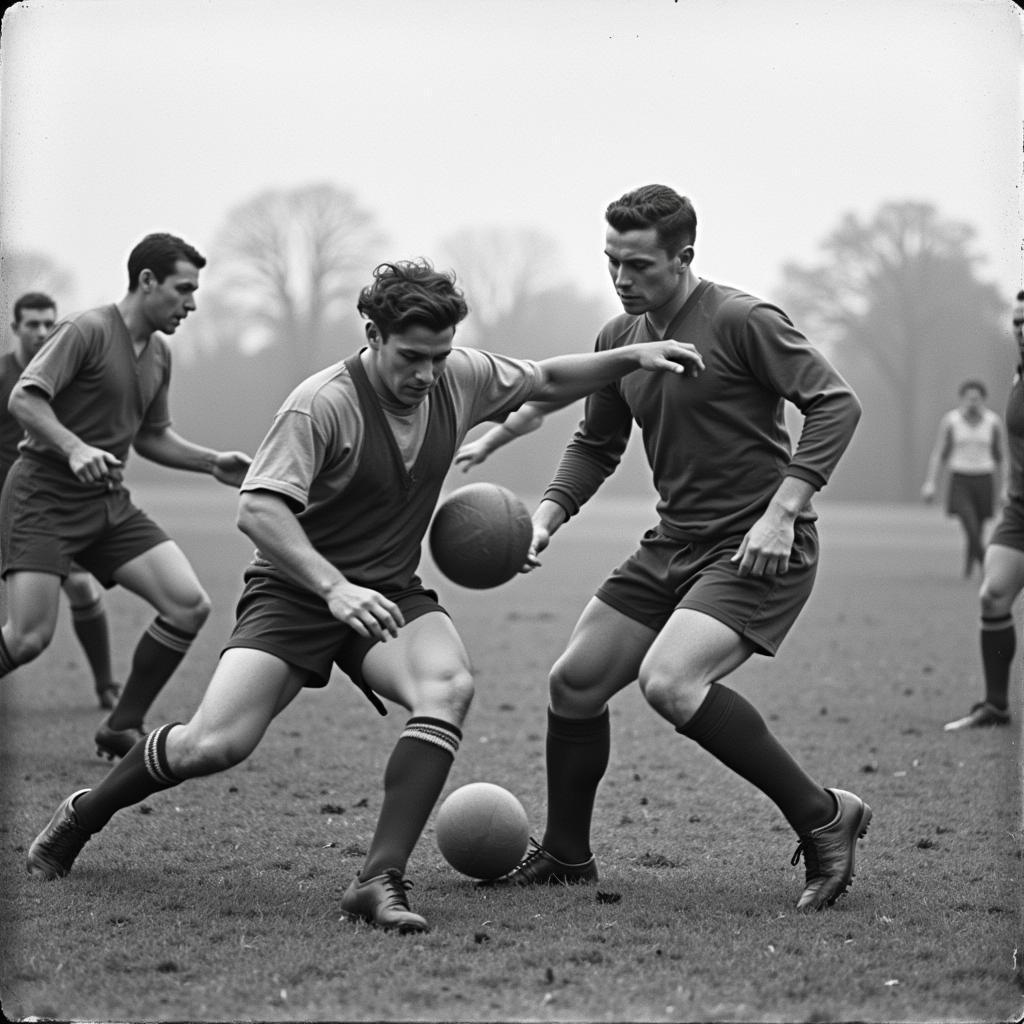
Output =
[{"x1": 544, "y1": 279, "x2": 861, "y2": 541}]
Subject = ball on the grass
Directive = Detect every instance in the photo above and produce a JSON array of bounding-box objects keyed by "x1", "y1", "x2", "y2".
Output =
[
  {"x1": 435, "y1": 782, "x2": 530, "y2": 880},
  {"x1": 429, "y1": 482, "x2": 532, "y2": 589}
]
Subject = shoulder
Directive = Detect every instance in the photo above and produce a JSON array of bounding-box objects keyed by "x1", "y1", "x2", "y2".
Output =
[
  {"x1": 596, "y1": 313, "x2": 643, "y2": 349},
  {"x1": 283, "y1": 360, "x2": 359, "y2": 421},
  {"x1": 703, "y1": 282, "x2": 781, "y2": 330}
]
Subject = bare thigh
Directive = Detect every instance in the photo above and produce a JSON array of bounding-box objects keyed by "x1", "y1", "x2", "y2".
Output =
[
  {"x1": 361, "y1": 611, "x2": 474, "y2": 724},
  {"x1": 549, "y1": 597, "x2": 659, "y2": 717},
  {"x1": 166, "y1": 648, "x2": 307, "y2": 776},
  {"x1": 112, "y1": 540, "x2": 210, "y2": 629}
]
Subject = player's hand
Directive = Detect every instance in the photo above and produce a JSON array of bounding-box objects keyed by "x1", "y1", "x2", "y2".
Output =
[
  {"x1": 212, "y1": 450, "x2": 252, "y2": 487},
  {"x1": 69, "y1": 444, "x2": 123, "y2": 485},
  {"x1": 635, "y1": 340, "x2": 704, "y2": 377},
  {"x1": 731, "y1": 511, "x2": 795, "y2": 577},
  {"x1": 454, "y1": 439, "x2": 490, "y2": 472},
  {"x1": 324, "y1": 580, "x2": 405, "y2": 641},
  {"x1": 520, "y1": 522, "x2": 551, "y2": 573},
  {"x1": 920, "y1": 483, "x2": 936, "y2": 504}
]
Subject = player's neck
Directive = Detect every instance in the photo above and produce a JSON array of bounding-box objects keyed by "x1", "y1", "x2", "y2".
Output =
[
  {"x1": 646, "y1": 274, "x2": 701, "y2": 337},
  {"x1": 115, "y1": 295, "x2": 155, "y2": 345}
]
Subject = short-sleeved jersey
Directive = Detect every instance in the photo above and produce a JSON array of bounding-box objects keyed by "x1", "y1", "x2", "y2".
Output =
[
  {"x1": 0, "y1": 352, "x2": 27, "y2": 484},
  {"x1": 241, "y1": 345, "x2": 541, "y2": 589},
  {"x1": 938, "y1": 407, "x2": 1002, "y2": 475},
  {"x1": 16, "y1": 304, "x2": 172, "y2": 464},
  {"x1": 544, "y1": 279, "x2": 861, "y2": 541},
  {"x1": 1004, "y1": 370, "x2": 1024, "y2": 499}
]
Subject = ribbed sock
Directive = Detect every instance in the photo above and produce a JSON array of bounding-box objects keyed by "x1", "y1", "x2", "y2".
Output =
[
  {"x1": 70, "y1": 595, "x2": 114, "y2": 691},
  {"x1": 108, "y1": 617, "x2": 197, "y2": 729},
  {"x1": 678, "y1": 683, "x2": 833, "y2": 835},
  {"x1": 73, "y1": 723, "x2": 183, "y2": 833},
  {"x1": 360, "y1": 717, "x2": 462, "y2": 879},
  {"x1": 540, "y1": 707, "x2": 610, "y2": 863},
  {"x1": 980, "y1": 615, "x2": 1015, "y2": 712}
]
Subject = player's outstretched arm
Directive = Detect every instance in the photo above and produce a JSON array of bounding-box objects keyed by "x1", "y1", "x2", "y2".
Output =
[
  {"x1": 529, "y1": 340, "x2": 703, "y2": 405},
  {"x1": 454, "y1": 400, "x2": 566, "y2": 472},
  {"x1": 132, "y1": 427, "x2": 252, "y2": 486},
  {"x1": 237, "y1": 490, "x2": 403, "y2": 641}
]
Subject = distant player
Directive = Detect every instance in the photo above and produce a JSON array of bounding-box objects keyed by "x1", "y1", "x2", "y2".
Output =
[
  {"x1": 921, "y1": 379, "x2": 1006, "y2": 578},
  {"x1": 944, "y1": 292, "x2": 1024, "y2": 731},
  {"x1": 1, "y1": 293, "x2": 118, "y2": 709},
  {"x1": 24, "y1": 259, "x2": 705, "y2": 934},
  {"x1": 0, "y1": 235, "x2": 251, "y2": 758},
  {"x1": 484, "y1": 184, "x2": 870, "y2": 912}
]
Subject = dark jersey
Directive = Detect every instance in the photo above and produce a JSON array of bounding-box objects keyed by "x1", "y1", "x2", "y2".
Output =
[
  {"x1": 1004, "y1": 368, "x2": 1024, "y2": 499},
  {"x1": 544, "y1": 279, "x2": 861, "y2": 541},
  {"x1": 0, "y1": 352, "x2": 26, "y2": 484},
  {"x1": 17, "y1": 304, "x2": 172, "y2": 465}
]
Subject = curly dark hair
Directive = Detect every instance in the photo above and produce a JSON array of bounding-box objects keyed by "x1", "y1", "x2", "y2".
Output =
[{"x1": 357, "y1": 260, "x2": 469, "y2": 340}]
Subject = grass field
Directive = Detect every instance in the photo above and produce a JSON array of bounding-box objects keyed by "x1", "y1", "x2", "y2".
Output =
[{"x1": 0, "y1": 479, "x2": 1021, "y2": 1023}]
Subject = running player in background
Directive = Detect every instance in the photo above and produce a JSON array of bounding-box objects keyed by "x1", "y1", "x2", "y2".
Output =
[
  {"x1": 921, "y1": 380, "x2": 1006, "y2": 579},
  {"x1": 0, "y1": 293, "x2": 118, "y2": 709},
  {"x1": 23, "y1": 259, "x2": 704, "y2": 935},
  {"x1": 485, "y1": 184, "x2": 870, "y2": 912},
  {"x1": 0, "y1": 235, "x2": 251, "y2": 759},
  {"x1": 944, "y1": 292, "x2": 1024, "y2": 731}
]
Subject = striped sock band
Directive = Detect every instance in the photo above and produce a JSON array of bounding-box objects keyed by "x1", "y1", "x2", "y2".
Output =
[
  {"x1": 0, "y1": 630, "x2": 17, "y2": 675},
  {"x1": 981, "y1": 614, "x2": 1014, "y2": 631},
  {"x1": 401, "y1": 716, "x2": 462, "y2": 758},
  {"x1": 146, "y1": 617, "x2": 197, "y2": 655},
  {"x1": 143, "y1": 723, "x2": 183, "y2": 787}
]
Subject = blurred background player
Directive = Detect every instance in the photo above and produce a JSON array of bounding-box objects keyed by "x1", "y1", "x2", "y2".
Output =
[
  {"x1": 483, "y1": 184, "x2": 869, "y2": 912},
  {"x1": 0, "y1": 235, "x2": 251, "y2": 759},
  {"x1": 921, "y1": 379, "x2": 1006, "y2": 578},
  {"x1": 944, "y1": 292, "x2": 1024, "y2": 731},
  {"x1": 0, "y1": 293, "x2": 118, "y2": 709},
  {"x1": 22, "y1": 259, "x2": 704, "y2": 935}
]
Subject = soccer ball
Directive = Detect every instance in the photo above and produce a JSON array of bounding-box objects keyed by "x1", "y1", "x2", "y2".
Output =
[
  {"x1": 435, "y1": 782, "x2": 530, "y2": 880},
  {"x1": 429, "y1": 482, "x2": 533, "y2": 589}
]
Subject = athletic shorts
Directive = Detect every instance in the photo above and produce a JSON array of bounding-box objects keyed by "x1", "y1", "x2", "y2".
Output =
[
  {"x1": 946, "y1": 472, "x2": 994, "y2": 521},
  {"x1": 0, "y1": 456, "x2": 169, "y2": 587},
  {"x1": 222, "y1": 571, "x2": 449, "y2": 712},
  {"x1": 988, "y1": 496, "x2": 1024, "y2": 553},
  {"x1": 594, "y1": 519, "x2": 819, "y2": 655}
]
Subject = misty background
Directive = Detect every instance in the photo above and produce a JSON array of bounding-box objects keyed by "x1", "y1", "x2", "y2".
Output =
[{"x1": 1, "y1": 0, "x2": 1021, "y2": 504}]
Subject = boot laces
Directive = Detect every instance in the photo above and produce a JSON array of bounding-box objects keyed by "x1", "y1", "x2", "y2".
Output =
[
  {"x1": 791, "y1": 837, "x2": 821, "y2": 877},
  {"x1": 380, "y1": 869, "x2": 414, "y2": 909}
]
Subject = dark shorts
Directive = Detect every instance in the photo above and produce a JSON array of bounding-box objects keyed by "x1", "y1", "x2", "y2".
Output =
[
  {"x1": 988, "y1": 496, "x2": 1024, "y2": 553},
  {"x1": 0, "y1": 457, "x2": 169, "y2": 587},
  {"x1": 223, "y1": 571, "x2": 449, "y2": 709},
  {"x1": 594, "y1": 520, "x2": 819, "y2": 655},
  {"x1": 946, "y1": 472, "x2": 994, "y2": 521}
]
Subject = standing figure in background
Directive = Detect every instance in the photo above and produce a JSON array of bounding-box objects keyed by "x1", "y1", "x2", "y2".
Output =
[
  {"x1": 921, "y1": 379, "x2": 1006, "y2": 579},
  {"x1": 944, "y1": 293, "x2": 1024, "y2": 731},
  {"x1": 0, "y1": 235, "x2": 251, "y2": 759},
  {"x1": 0, "y1": 293, "x2": 118, "y2": 709}
]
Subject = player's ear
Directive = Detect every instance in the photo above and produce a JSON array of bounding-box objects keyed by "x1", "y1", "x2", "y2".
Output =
[
  {"x1": 677, "y1": 246, "x2": 694, "y2": 270},
  {"x1": 365, "y1": 322, "x2": 382, "y2": 349}
]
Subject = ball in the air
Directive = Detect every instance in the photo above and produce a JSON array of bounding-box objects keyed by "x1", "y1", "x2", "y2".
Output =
[
  {"x1": 429, "y1": 482, "x2": 532, "y2": 589},
  {"x1": 435, "y1": 782, "x2": 530, "y2": 880}
]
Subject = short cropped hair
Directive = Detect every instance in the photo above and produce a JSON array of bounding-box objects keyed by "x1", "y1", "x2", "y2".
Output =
[
  {"x1": 605, "y1": 184, "x2": 697, "y2": 256},
  {"x1": 958, "y1": 379, "x2": 987, "y2": 398},
  {"x1": 127, "y1": 233, "x2": 206, "y2": 291},
  {"x1": 13, "y1": 291, "x2": 56, "y2": 325},
  {"x1": 357, "y1": 260, "x2": 469, "y2": 340}
]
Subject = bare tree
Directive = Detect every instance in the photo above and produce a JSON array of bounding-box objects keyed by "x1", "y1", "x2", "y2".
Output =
[
  {"x1": 779, "y1": 201, "x2": 1006, "y2": 499},
  {"x1": 439, "y1": 227, "x2": 562, "y2": 346},
  {"x1": 200, "y1": 183, "x2": 384, "y2": 377}
]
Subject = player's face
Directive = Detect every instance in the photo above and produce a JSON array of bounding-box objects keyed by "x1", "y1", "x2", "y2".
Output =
[
  {"x1": 366, "y1": 322, "x2": 455, "y2": 409},
  {"x1": 140, "y1": 259, "x2": 200, "y2": 335},
  {"x1": 12, "y1": 307, "x2": 56, "y2": 363},
  {"x1": 605, "y1": 226, "x2": 691, "y2": 317},
  {"x1": 960, "y1": 387, "x2": 985, "y2": 415}
]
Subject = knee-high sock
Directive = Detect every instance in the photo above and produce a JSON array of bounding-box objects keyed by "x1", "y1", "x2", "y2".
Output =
[
  {"x1": 70, "y1": 596, "x2": 114, "y2": 691},
  {"x1": 981, "y1": 615, "x2": 1015, "y2": 711},
  {"x1": 540, "y1": 707, "x2": 610, "y2": 864},
  {"x1": 73, "y1": 723, "x2": 183, "y2": 833},
  {"x1": 360, "y1": 717, "x2": 462, "y2": 879},
  {"x1": 108, "y1": 617, "x2": 197, "y2": 729},
  {"x1": 678, "y1": 683, "x2": 834, "y2": 836}
]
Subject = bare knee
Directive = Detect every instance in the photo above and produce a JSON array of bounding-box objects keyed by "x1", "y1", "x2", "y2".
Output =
[
  {"x1": 638, "y1": 664, "x2": 705, "y2": 727},
  {"x1": 425, "y1": 664, "x2": 475, "y2": 724},
  {"x1": 549, "y1": 656, "x2": 605, "y2": 717},
  {"x1": 162, "y1": 587, "x2": 212, "y2": 634},
  {"x1": 170, "y1": 724, "x2": 254, "y2": 777},
  {"x1": 62, "y1": 574, "x2": 101, "y2": 608},
  {"x1": 979, "y1": 582, "x2": 1016, "y2": 618},
  {"x1": 5, "y1": 621, "x2": 56, "y2": 665}
]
